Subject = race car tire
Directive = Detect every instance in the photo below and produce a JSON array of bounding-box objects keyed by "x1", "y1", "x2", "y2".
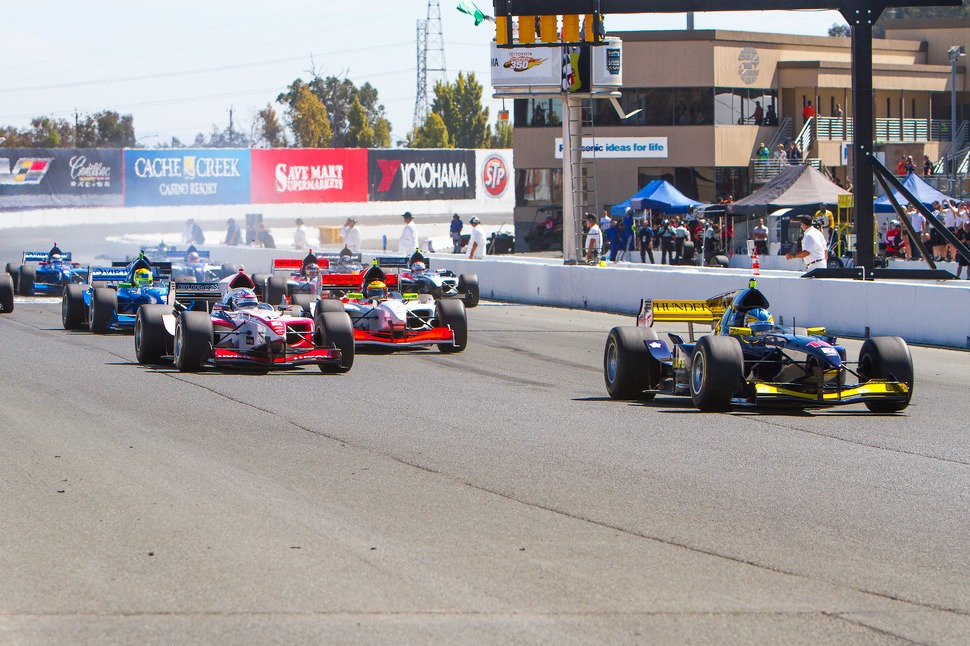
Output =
[
  {"x1": 858, "y1": 336, "x2": 914, "y2": 413},
  {"x1": 604, "y1": 326, "x2": 659, "y2": 400},
  {"x1": 436, "y1": 298, "x2": 467, "y2": 353},
  {"x1": 291, "y1": 293, "x2": 315, "y2": 316},
  {"x1": 458, "y1": 273, "x2": 480, "y2": 308},
  {"x1": 827, "y1": 257, "x2": 844, "y2": 269},
  {"x1": 17, "y1": 264, "x2": 35, "y2": 296},
  {"x1": 251, "y1": 273, "x2": 269, "y2": 298},
  {"x1": 89, "y1": 287, "x2": 118, "y2": 334},
  {"x1": 690, "y1": 335, "x2": 744, "y2": 412},
  {"x1": 315, "y1": 311, "x2": 355, "y2": 373},
  {"x1": 61, "y1": 284, "x2": 87, "y2": 329},
  {"x1": 681, "y1": 241, "x2": 695, "y2": 264},
  {"x1": 314, "y1": 298, "x2": 345, "y2": 316},
  {"x1": 708, "y1": 254, "x2": 730, "y2": 268},
  {"x1": 220, "y1": 263, "x2": 240, "y2": 278},
  {"x1": 91, "y1": 281, "x2": 110, "y2": 289},
  {"x1": 135, "y1": 304, "x2": 173, "y2": 364},
  {"x1": 0, "y1": 274, "x2": 14, "y2": 313},
  {"x1": 266, "y1": 274, "x2": 288, "y2": 307},
  {"x1": 6, "y1": 264, "x2": 20, "y2": 291},
  {"x1": 174, "y1": 311, "x2": 213, "y2": 372}
]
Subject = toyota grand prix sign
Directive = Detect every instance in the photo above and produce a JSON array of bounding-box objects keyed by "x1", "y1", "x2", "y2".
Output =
[{"x1": 368, "y1": 150, "x2": 476, "y2": 201}]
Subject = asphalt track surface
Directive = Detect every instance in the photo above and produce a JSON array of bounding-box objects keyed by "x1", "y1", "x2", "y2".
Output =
[{"x1": 2, "y1": 226, "x2": 970, "y2": 644}]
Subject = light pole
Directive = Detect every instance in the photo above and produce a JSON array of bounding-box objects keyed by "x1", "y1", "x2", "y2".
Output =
[{"x1": 948, "y1": 45, "x2": 965, "y2": 181}]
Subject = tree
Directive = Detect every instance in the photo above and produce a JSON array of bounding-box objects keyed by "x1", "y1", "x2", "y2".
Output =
[
  {"x1": 409, "y1": 112, "x2": 450, "y2": 148},
  {"x1": 285, "y1": 83, "x2": 333, "y2": 147},
  {"x1": 828, "y1": 23, "x2": 851, "y2": 37},
  {"x1": 254, "y1": 103, "x2": 286, "y2": 148},
  {"x1": 344, "y1": 96, "x2": 375, "y2": 148},
  {"x1": 491, "y1": 119, "x2": 513, "y2": 148},
  {"x1": 277, "y1": 74, "x2": 392, "y2": 147},
  {"x1": 429, "y1": 72, "x2": 490, "y2": 148}
]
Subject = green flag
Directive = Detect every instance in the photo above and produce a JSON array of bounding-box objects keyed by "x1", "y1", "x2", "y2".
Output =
[{"x1": 457, "y1": 0, "x2": 489, "y2": 26}]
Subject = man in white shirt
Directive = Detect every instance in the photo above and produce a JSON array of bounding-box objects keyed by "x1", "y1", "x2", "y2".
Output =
[
  {"x1": 786, "y1": 215, "x2": 827, "y2": 270},
  {"x1": 293, "y1": 218, "x2": 308, "y2": 250},
  {"x1": 585, "y1": 213, "x2": 602, "y2": 262},
  {"x1": 467, "y1": 216, "x2": 486, "y2": 259},
  {"x1": 341, "y1": 217, "x2": 361, "y2": 254},
  {"x1": 905, "y1": 205, "x2": 925, "y2": 260},
  {"x1": 398, "y1": 211, "x2": 417, "y2": 254}
]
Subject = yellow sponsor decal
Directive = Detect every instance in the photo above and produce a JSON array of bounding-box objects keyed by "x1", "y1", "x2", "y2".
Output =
[{"x1": 651, "y1": 300, "x2": 714, "y2": 323}]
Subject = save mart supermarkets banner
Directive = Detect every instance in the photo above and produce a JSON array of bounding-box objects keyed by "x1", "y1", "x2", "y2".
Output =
[
  {"x1": 124, "y1": 149, "x2": 251, "y2": 206},
  {"x1": 368, "y1": 149, "x2": 476, "y2": 201},
  {"x1": 0, "y1": 148, "x2": 122, "y2": 209},
  {"x1": 251, "y1": 148, "x2": 367, "y2": 204}
]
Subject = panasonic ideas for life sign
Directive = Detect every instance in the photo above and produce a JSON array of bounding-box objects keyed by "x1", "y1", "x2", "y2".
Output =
[
  {"x1": 554, "y1": 137, "x2": 668, "y2": 159},
  {"x1": 368, "y1": 150, "x2": 476, "y2": 201},
  {"x1": 123, "y1": 149, "x2": 251, "y2": 206}
]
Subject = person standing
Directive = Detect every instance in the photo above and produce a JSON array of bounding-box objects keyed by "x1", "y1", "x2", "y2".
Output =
[
  {"x1": 673, "y1": 217, "x2": 690, "y2": 261},
  {"x1": 765, "y1": 104, "x2": 777, "y2": 126},
  {"x1": 638, "y1": 218, "x2": 654, "y2": 264},
  {"x1": 802, "y1": 100, "x2": 815, "y2": 126},
  {"x1": 773, "y1": 144, "x2": 788, "y2": 168},
  {"x1": 834, "y1": 103, "x2": 843, "y2": 118},
  {"x1": 814, "y1": 203, "x2": 835, "y2": 243},
  {"x1": 751, "y1": 101, "x2": 764, "y2": 126},
  {"x1": 467, "y1": 216, "x2": 486, "y2": 259},
  {"x1": 907, "y1": 204, "x2": 925, "y2": 260},
  {"x1": 450, "y1": 213, "x2": 464, "y2": 254},
  {"x1": 341, "y1": 217, "x2": 361, "y2": 254},
  {"x1": 752, "y1": 217, "x2": 769, "y2": 256},
  {"x1": 399, "y1": 211, "x2": 417, "y2": 254},
  {"x1": 786, "y1": 215, "x2": 827, "y2": 270},
  {"x1": 657, "y1": 219, "x2": 674, "y2": 264},
  {"x1": 224, "y1": 218, "x2": 242, "y2": 246},
  {"x1": 293, "y1": 218, "x2": 308, "y2": 250},
  {"x1": 182, "y1": 219, "x2": 195, "y2": 245},
  {"x1": 923, "y1": 154, "x2": 934, "y2": 176},
  {"x1": 584, "y1": 214, "x2": 602, "y2": 262}
]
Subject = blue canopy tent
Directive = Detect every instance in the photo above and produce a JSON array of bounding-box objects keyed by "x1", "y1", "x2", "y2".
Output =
[
  {"x1": 874, "y1": 172, "x2": 956, "y2": 212},
  {"x1": 611, "y1": 180, "x2": 703, "y2": 216}
]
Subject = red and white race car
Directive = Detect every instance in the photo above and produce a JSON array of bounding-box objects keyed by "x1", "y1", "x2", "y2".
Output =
[{"x1": 133, "y1": 271, "x2": 355, "y2": 373}]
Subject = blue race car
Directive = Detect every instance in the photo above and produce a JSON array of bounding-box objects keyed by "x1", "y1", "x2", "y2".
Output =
[
  {"x1": 604, "y1": 279, "x2": 913, "y2": 413},
  {"x1": 61, "y1": 255, "x2": 170, "y2": 334},
  {"x1": 137, "y1": 243, "x2": 239, "y2": 282},
  {"x1": 5, "y1": 244, "x2": 89, "y2": 296}
]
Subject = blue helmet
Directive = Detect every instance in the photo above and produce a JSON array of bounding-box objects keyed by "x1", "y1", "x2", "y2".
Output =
[{"x1": 744, "y1": 308, "x2": 774, "y2": 333}]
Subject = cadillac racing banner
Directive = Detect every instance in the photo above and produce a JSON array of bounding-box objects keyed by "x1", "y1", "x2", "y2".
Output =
[
  {"x1": 123, "y1": 149, "x2": 251, "y2": 206},
  {"x1": 368, "y1": 149, "x2": 476, "y2": 201},
  {"x1": 0, "y1": 148, "x2": 123, "y2": 209},
  {"x1": 250, "y1": 149, "x2": 367, "y2": 204}
]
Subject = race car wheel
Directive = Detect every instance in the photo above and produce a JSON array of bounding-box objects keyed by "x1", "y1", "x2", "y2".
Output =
[
  {"x1": 174, "y1": 311, "x2": 213, "y2": 372},
  {"x1": 251, "y1": 273, "x2": 269, "y2": 298},
  {"x1": 5, "y1": 263, "x2": 20, "y2": 291},
  {"x1": 291, "y1": 293, "x2": 315, "y2": 316},
  {"x1": 315, "y1": 298, "x2": 345, "y2": 316},
  {"x1": 315, "y1": 311, "x2": 355, "y2": 373},
  {"x1": 17, "y1": 264, "x2": 35, "y2": 296},
  {"x1": 436, "y1": 299, "x2": 467, "y2": 353},
  {"x1": 604, "y1": 326, "x2": 659, "y2": 400},
  {"x1": 458, "y1": 273, "x2": 480, "y2": 308},
  {"x1": 0, "y1": 274, "x2": 14, "y2": 313},
  {"x1": 690, "y1": 336, "x2": 744, "y2": 412},
  {"x1": 858, "y1": 336, "x2": 914, "y2": 413},
  {"x1": 220, "y1": 263, "x2": 240, "y2": 278},
  {"x1": 135, "y1": 304, "x2": 173, "y2": 364},
  {"x1": 91, "y1": 281, "x2": 110, "y2": 288},
  {"x1": 61, "y1": 284, "x2": 87, "y2": 329},
  {"x1": 266, "y1": 274, "x2": 288, "y2": 307},
  {"x1": 89, "y1": 287, "x2": 118, "y2": 334},
  {"x1": 681, "y1": 241, "x2": 695, "y2": 264}
]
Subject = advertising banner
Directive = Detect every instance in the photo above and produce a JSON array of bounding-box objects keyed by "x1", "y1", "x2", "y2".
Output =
[
  {"x1": 0, "y1": 148, "x2": 123, "y2": 209},
  {"x1": 123, "y1": 149, "x2": 251, "y2": 206},
  {"x1": 490, "y1": 43, "x2": 561, "y2": 88},
  {"x1": 475, "y1": 149, "x2": 513, "y2": 205},
  {"x1": 251, "y1": 149, "x2": 367, "y2": 204},
  {"x1": 368, "y1": 149, "x2": 476, "y2": 201},
  {"x1": 554, "y1": 137, "x2": 669, "y2": 159}
]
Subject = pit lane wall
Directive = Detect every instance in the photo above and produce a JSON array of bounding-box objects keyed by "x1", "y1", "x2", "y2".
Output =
[{"x1": 423, "y1": 257, "x2": 970, "y2": 349}]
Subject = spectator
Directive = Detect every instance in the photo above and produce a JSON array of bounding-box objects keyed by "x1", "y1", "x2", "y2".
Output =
[
  {"x1": 923, "y1": 154, "x2": 934, "y2": 176},
  {"x1": 956, "y1": 220, "x2": 970, "y2": 278},
  {"x1": 751, "y1": 101, "x2": 764, "y2": 126},
  {"x1": 183, "y1": 218, "x2": 204, "y2": 245},
  {"x1": 896, "y1": 155, "x2": 908, "y2": 176},
  {"x1": 773, "y1": 144, "x2": 788, "y2": 166},
  {"x1": 834, "y1": 103, "x2": 844, "y2": 118},
  {"x1": 224, "y1": 218, "x2": 242, "y2": 246},
  {"x1": 802, "y1": 100, "x2": 815, "y2": 126},
  {"x1": 340, "y1": 217, "x2": 361, "y2": 254},
  {"x1": 605, "y1": 219, "x2": 621, "y2": 262},
  {"x1": 450, "y1": 213, "x2": 464, "y2": 253},
  {"x1": 785, "y1": 215, "x2": 827, "y2": 270},
  {"x1": 638, "y1": 217, "x2": 654, "y2": 264},
  {"x1": 814, "y1": 203, "x2": 835, "y2": 242},
  {"x1": 722, "y1": 219, "x2": 734, "y2": 255},
  {"x1": 293, "y1": 218, "x2": 307, "y2": 250},
  {"x1": 904, "y1": 155, "x2": 916, "y2": 175},
  {"x1": 399, "y1": 211, "x2": 417, "y2": 253},
  {"x1": 584, "y1": 214, "x2": 602, "y2": 262},
  {"x1": 885, "y1": 220, "x2": 905, "y2": 257},
  {"x1": 752, "y1": 217, "x2": 769, "y2": 256},
  {"x1": 906, "y1": 204, "x2": 925, "y2": 260},
  {"x1": 657, "y1": 218, "x2": 674, "y2": 264},
  {"x1": 765, "y1": 104, "x2": 777, "y2": 126},
  {"x1": 599, "y1": 209, "x2": 612, "y2": 258},
  {"x1": 756, "y1": 143, "x2": 769, "y2": 159},
  {"x1": 254, "y1": 223, "x2": 275, "y2": 249},
  {"x1": 788, "y1": 141, "x2": 802, "y2": 161},
  {"x1": 615, "y1": 221, "x2": 633, "y2": 262},
  {"x1": 467, "y1": 216, "x2": 485, "y2": 259},
  {"x1": 673, "y1": 217, "x2": 690, "y2": 261},
  {"x1": 930, "y1": 201, "x2": 947, "y2": 260}
]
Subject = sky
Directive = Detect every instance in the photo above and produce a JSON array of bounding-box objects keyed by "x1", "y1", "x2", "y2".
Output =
[{"x1": 0, "y1": 1, "x2": 848, "y2": 147}]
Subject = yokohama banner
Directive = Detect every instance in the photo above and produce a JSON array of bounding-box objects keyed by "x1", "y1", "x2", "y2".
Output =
[
  {"x1": 251, "y1": 149, "x2": 367, "y2": 204},
  {"x1": 124, "y1": 149, "x2": 251, "y2": 206},
  {"x1": 368, "y1": 149, "x2": 476, "y2": 201},
  {"x1": 0, "y1": 148, "x2": 123, "y2": 209}
]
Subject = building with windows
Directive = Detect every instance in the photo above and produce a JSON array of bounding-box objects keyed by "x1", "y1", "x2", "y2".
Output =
[{"x1": 511, "y1": 19, "x2": 970, "y2": 244}]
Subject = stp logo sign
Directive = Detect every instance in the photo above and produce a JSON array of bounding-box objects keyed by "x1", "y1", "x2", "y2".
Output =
[{"x1": 482, "y1": 155, "x2": 508, "y2": 197}]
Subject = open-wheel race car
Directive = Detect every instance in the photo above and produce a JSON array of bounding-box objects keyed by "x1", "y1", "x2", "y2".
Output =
[
  {"x1": 61, "y1": 254, "x2": 171, "y2": 334},
  {"x1": 254, "y1": 250, "x2": 370, "y2": 310},
  {"x1": 133, "y1": 270, "x2": 354, "y2": 373},
  {"x1": 136, "y1": 243, "x2": 239, "y2": 283},
  {"x1": 6, "y1": 244, "x2": 89, "y2": 296},
  {"x1": 604, "y1": 279, "x2": 913, "y2": 412},
  {"x1": 314, "y1": 263, "x2": 467, "y2": 353},
  {"x1": 378, "y1": 252, "x2": 479, "y2": 308}
]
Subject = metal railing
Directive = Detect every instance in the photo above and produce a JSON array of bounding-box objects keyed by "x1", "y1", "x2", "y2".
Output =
[
  {"x1": 749, "y1": 157, "x2": 822, "y2": 184},
  {"x1": 814, "y1": 117, "x2": 957, "y2": 143}
]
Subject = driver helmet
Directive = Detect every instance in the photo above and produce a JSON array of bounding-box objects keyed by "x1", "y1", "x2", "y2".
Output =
[
  {"x1": 743, "y1": 308, "x2": 774, "y2": 333},
  {"x1": 186, "y1": 251, "x2": 200, "y2": 264},
  {"x1": 231, "y1": 288, "x2": 259, "y2": 309},
  {"x1": 305, "y1": 262, "x2": 320, "y2": 279},
  {"x1": 49, "y1": 253, "x2": 62, "y2": 264},
  {"x1": 133, "y1": 267, "x2": 153, "y2": 287},
  {"x1": 411, "y1": 261, "x2": 426, "y2": 274},
  {"x1": 364, "y1": 280, "x2": 387, "y2": 300}
]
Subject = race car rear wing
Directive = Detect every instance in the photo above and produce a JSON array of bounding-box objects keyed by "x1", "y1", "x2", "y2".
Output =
[
  {"x1": 170, "y1": 281, "x2": 223, "y2": 310},
  {"x1": 318, "y1": 251, "x2": 362, "y2": 264},
  {"x1": 23, "y1": 251, "x2": 72, "y2": 262},
  {"x1": 638, "y1": 299, "x2": 724, "y2": 341},
  {"x1": 374, "y1": 256, "x2": 410, "y2": 269},
  {"x1": 110, "y1": 260, "x2": 173, "y2": 278},
  {"x1": 88, "y1": 266, "x2": 130, "y2": 283}
]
